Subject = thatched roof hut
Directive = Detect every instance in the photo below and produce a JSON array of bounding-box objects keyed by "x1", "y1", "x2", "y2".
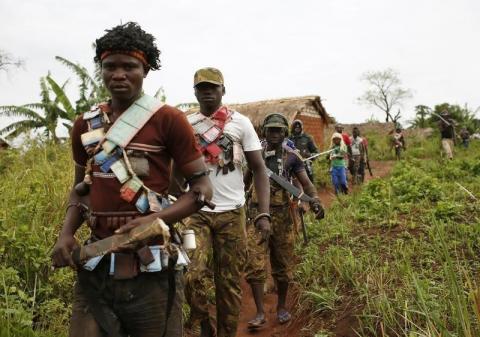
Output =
[{"x1": 228, "y1": 95, "x2": 331, "y2": 150}]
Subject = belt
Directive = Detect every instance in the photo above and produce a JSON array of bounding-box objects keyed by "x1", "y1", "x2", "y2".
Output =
[
  {"x1": 83, "y1": 245, "x2": 189, "y2": 277},
  {"x1": 89, "y1": 211, "x2": 142, "y2": 231}
]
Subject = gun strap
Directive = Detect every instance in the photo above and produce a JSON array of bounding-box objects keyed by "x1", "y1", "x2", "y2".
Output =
[
  {"x1": 161, "y1": 254, "x2": 178, "y2": 337},
  {"x1": 77, "y1": 268, "x2": 126, "y2": 337}
]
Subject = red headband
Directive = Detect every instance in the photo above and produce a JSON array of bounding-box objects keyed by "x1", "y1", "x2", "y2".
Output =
[{"x1": 100, "y1": 50, "x2": 149, "y2": 68}]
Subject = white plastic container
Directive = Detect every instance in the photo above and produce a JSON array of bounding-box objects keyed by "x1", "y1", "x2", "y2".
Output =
[{"x1": 182, "y1": 229, "x2": 196, "y2": 250}]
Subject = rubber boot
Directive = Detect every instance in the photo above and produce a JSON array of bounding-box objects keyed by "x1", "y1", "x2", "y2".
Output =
[{"x1": 200, "y1": 319, "x2": 216, "y2": 337}]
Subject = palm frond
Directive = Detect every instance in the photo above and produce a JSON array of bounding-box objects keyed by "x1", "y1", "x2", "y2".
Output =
[
  {"x1": 22, "y1": 103, "x2": 46, "y2": 110},
  {"x1": 0, "y1": 105, "x2": 44, "y2": 120},
  {"x1": 55, "y1": 56, "x2": 99, "y2": 91},
  {"x1": 46, "y1": 75, "x2": 75, "y2": 120},
  {"x1": 39, "y1": 76, "x2": 52, "y2": 105},
  {"x1": 0, "y1": 119, "x2": 42, "y2": 138}
]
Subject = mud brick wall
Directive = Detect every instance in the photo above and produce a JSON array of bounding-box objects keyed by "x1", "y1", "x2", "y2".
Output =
[{"x1": 297, "y1": 115, "x2": 326, "y2": 150}]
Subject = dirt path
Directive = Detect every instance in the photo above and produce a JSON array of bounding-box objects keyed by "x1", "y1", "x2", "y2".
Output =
[{"x1": 235, "y1": 160, "x2": 395, "y2": 337}]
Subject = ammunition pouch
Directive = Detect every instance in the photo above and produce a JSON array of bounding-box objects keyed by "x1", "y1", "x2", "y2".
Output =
[{"x1": 89, "y1": 211, "x2": 141, "y2": 231}]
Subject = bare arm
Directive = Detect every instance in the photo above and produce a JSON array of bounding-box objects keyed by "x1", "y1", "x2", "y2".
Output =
[
  {"x1": 151, "y1": 157, "x2": 212, "y2": 224},
  {"x1": 308, "y1": 137, "x2": 319, "y2": 154},
  {"x1": 295, "y1": 170, "x2": 318, "y2": 200},
  {"x1": 244, "y1": 150, "x2": 269, "y2": 214},
  {"x1": 244, "y1": 150, "x2": 271, "y2": 244},
  {"x1": 51, "y1": 165, "x2": 88, "y2": 268},
  {"x1": 295, "y1": 169, "x2": 324, "y2": 219}
]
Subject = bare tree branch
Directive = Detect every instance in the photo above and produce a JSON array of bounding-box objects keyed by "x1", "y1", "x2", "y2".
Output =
[
  {"x1": 0, "y1": 49, "x2": 25, "y2": 72},
  {"x1": 357, "y1": 68, "x2": 412, "y2": 122}
]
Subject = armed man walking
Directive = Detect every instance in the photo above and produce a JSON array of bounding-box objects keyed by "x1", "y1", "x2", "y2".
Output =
[
  {"x1": 184, "y1": 68, "x2": 271, "y2": 337},
  {"x1": 51, "y1": 22, "x2": 212, "y2": 337},
  {"x1": 438, "y1": 110, "x2": 456, "y2": 159},
  {"x1": 245, "y1": 113, "x2": 324, "y2": 329},
  {"x1": 349, "y1": 127, "x2": 368, "y2": 184},
  {"x1": 391, "y1": 126, "x2": 406, "y2": 160},
  {"x1": 290, "y1": 119, "x2": 319, "y2": 182}
]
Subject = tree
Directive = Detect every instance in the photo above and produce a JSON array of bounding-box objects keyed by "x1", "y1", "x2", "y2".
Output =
[
  {"x1": 0, "y1": 75, "x2": 71, "y2": 142},
  {"x1": 55, "y1": 56, "x2": 108, "y2": 114},
  {"x1": 175, "y1": 102, "x2": 199, "y2": 112},
  {"x1": 357, "y1": 68, "x2": 412, "y2": 123},
  {"x1": 154, "y1": 87, "x2": 167, "y2": 103},
  {"x1": 409, "y1": 102, "x2": 480, "y2": 132},
  {"x1": 0, "y1": 49, "x2": 24, "y2": 72},
  {"x1": 0, "y1": 56, "x2": 109, "y2": 142},
  {"x1": 410, "y1": 105, "x2": 432, "y2": 128}
]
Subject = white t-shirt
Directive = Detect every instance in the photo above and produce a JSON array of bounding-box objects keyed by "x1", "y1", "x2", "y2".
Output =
[
  {"x1": 350, "y1": 136, "x2": 363, "y2": 156},
  {"x1": 202, "y1": 110, "x2": 261, "y2": 212}
]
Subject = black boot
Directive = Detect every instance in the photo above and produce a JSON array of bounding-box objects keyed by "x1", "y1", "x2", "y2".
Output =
[{"x1": 200, "y1": 319, "x2": 216, "y2": 337}]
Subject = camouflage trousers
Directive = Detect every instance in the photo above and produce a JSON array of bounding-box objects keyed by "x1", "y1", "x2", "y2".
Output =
[
  {"x1": 245, "y1": 204, "x2": 294, "y2": 285},
  {"x1": 184, "y1": 207, "x2": 247, "y2": 337}
]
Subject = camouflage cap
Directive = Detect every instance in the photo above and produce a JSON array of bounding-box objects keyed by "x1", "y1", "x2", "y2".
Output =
[
  {"x1": 263, "y1": 113, "x2": 289, "y2": 129},
  {"x1": 194, "y1": 67, "x2": 224, "y2": 87}
]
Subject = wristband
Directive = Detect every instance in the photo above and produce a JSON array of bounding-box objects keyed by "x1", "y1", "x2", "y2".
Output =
[
  {"x1": 65, "y1": 202, "x2": 88, "y2": 214},
  {"x1": 253, "y1": 212, "x2": 271, "y2": 225}
]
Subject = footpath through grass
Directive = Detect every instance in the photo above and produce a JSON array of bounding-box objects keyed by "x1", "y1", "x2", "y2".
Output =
[
  {"x1": 296, "y1": 141, "x2": 480, "y2": 336},
  {"x1": 0, "y1": 136, "x2": 479, "y2": 337}
]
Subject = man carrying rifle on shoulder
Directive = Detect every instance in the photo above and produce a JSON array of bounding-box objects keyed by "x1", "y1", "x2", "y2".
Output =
[
  {"x1": 438, "y1": 110, "x2": 456, "y2": 159},
  {"x1": 244, "y1": 113, "x2": 324, "y2": 329}
]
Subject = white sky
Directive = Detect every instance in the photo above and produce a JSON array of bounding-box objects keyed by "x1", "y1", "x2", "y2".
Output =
[{"x1": 1, "y1": 0, "x2": 479, "y2": 131}]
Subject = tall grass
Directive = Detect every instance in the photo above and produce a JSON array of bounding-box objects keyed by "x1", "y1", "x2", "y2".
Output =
[
  {"x1": 296, "y1": 141, "x2": 480, "y2": 336},
  {"x1": 0, "y1": 141, "x2": 75, "y2": 336}
]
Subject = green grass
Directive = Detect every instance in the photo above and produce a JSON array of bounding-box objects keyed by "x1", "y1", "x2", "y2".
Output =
[
  {"x1": 1, "y1": 135, "x2": 479, "y2": 336},
  {"x1": 0, "y1": 141, "x2": 75, "y2": 337},
  {"x1": 296, "y1": 141, "x2": 480, "y2": 336}
]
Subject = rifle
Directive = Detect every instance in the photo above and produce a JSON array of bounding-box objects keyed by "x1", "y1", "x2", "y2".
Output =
[
  {"x1": 366, "y1": 157, "x2": 373, "y2": 177},
  {"x1": 288, "y1": 200, "x2": 301, "y2": 238},
  {"x1": 431, "y1": 112, "x2": 451, "y2": 126},
  {"x1": 72, "y1": 218, "x2": 170, "y2": 265},
  {"x1": 431, "y1": 112, "x2": 459, "y2": 145},
  {"x1": 298, "y1": 205, "x2": 308, "y2": 245},
  {"x1": 303, "y1": 149, "x2": 335, "y2": 161},
  {"x1": 265, "y1": 168, "x2": 315, "y2": 203}
]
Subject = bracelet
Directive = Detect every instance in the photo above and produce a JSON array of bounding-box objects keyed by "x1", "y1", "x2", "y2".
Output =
[
  {"x1": 65, "y1": 202, "x2": 88, "y2": 214},
  {"x1": 253, "y1": 212, "x2": 271, "y2": 225}
]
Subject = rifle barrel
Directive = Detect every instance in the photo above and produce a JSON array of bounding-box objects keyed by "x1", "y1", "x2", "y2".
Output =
[
  {"x1": 431, "y1": 112, "x2": 451, "y2": 126},
  {"x1": 303, "y1": 149, "x2": 335, "y2": 161}
]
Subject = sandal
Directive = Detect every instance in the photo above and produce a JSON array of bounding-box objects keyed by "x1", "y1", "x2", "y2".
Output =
[
  {"x1": 248, "y1": 314, "x2": 266, "y2": 330},
  {"x1": 277, "y1": 310, "x2": 291, "y2": 324}
]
